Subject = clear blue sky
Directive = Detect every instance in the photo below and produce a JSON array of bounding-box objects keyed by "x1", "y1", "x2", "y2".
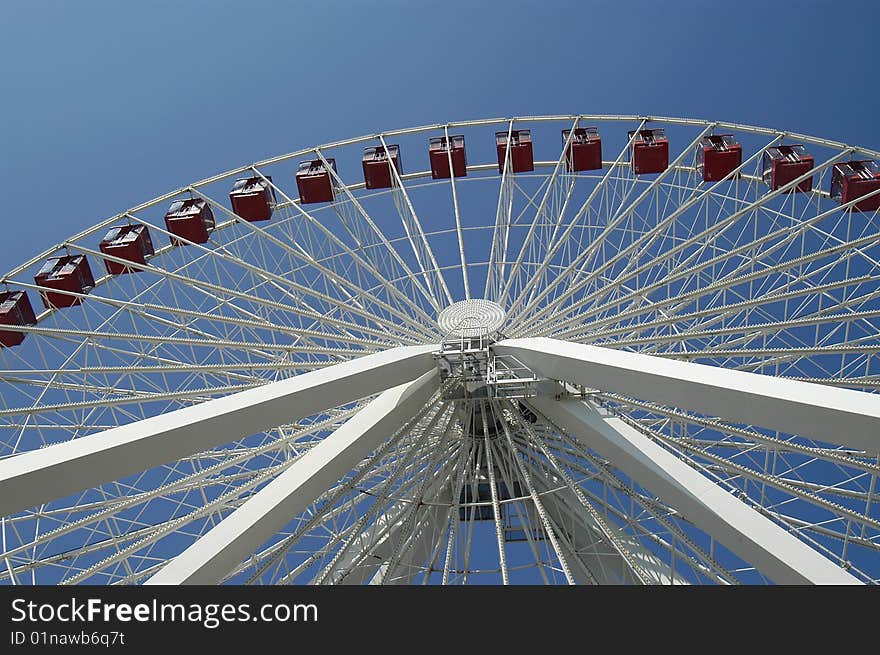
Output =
[{"x1": 1, "y1": 0, "x2": 878, "y2": 272}]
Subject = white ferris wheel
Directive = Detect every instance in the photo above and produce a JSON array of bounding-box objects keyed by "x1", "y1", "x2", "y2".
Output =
[{"x1": 0, "y1": 114, "x2": 879, "y2": 585}]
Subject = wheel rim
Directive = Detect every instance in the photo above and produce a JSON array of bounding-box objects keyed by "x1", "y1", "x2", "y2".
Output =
[{"x1": 1, "y1": 115, "x2": 878, "y2": 585}]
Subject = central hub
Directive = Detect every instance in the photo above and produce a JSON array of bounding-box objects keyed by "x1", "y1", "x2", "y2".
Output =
[
  {"x1": 437, "y1": 299, "x2": 506, "y2": 338},
  {"x1": 434, "y1": 300, "x2": 538, "y2": 441}
]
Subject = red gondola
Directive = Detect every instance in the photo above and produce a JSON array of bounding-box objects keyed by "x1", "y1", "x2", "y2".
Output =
[
  {"x1": 563, "y1": 126, "x2": 602, "y2": 172},
  {"x1": 164, "y1": 198, "x2": 215, "y2": 245},
  {"x1": 629, "y1": 128, "x2": 669, "y2": 175},
  {"x1": 831, "y1": 160, "x2": 880, "y2": 212},
  {"x1": 698, "y1": 134, "x2": 742, "y2": 182},
  {"x1": 762, "y1": 145, "x2": 814, "y2": 192},
  {"x1": 429, "y1": 135, "x2": 467, "y2": 178},
  {"x1": 34, "y1": 255, "x2": 95, "y2": 309},
  {"x1": 0, "y1": 291, "x2": 36, "y2": 347},
  {"x1": 99, "y1": 225, "x2": 155, "y2": 275},
  {"x1": 296, "y1": 159, "x2": 337, "y2": 204},
  {"x1": 229, "y1": 176, "x2": 275, "y2": 221},
  {"x1": 362, "y1": 146, "x2": 401, "y2": 190},
  {"x1": 496, "y1": 129, "x2": 534, "y2": 173}
]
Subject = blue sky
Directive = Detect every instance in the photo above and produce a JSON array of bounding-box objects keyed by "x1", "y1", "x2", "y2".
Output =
[{"x1": 1, "y1": 0, "x2": 878, "y2": 271}]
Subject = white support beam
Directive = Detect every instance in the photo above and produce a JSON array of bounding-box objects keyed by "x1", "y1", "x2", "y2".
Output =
[
  {"x1": 146, "y1": 369, "x2": 439, "y2": 585},
  {"x1": 527, "y1": 395, "x2": 860, "y2": 584},
  {"x1": 494, "y1": 338, "x2": 880, "y2": 453},
  {"x1": 0, "y1": 345, "x2": 438, "y2": 517}
]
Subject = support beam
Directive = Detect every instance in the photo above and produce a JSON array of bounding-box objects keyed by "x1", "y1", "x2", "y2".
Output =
[
  {"x1": 147, "y1": 369, "x2": 439, "y2": 585},
  {"x1": 0, "y1": 345, "x2": 438, "y2": 517},
  {"x1": 527, "y1": 396, "x2": 860, "y2": 584},
  {"x1": 494, "y1": 338, "x2": 880, "y2": 453}
]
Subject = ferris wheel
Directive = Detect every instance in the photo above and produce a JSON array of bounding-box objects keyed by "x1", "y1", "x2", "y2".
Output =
[{"x1": 0, "y1": 114, "x2": 879, "y2": 585}]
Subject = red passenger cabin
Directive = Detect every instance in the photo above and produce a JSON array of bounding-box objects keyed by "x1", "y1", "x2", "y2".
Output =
[
  {"x1": 164, "y1": 198, "x2": 215, "y2": 245},
  {"x1": 99, "y1": 225, "x2": 155, "y2": 275},
  {"x1": 831, "y1": 161, "x2": 880, "y2": 212},
  {"x1": 296, "y1": 159, "x2": 336, "y2": 204},
  {"x1": 563, "y1": 126, "x2": 602, "y2": 172},
  {"x1": 229, "y1": 176, "x2": 275, "y2": 221},
  {"x1": 0, "y1": 291, "x2": 37, "y2": 347},
  {"x1": 429, "y1": 135, "x2": 467, "y2": 178},
  {"x1": 496, "y1": 129, "x2": 534, "y2": 173},
  {"x1": 698, "y1": 134, "x2": 742, "y2": 182},
  {"x1": 630, "y1": 128, "x2": 669, "y2": 175},
  {"x1": 362, "y1": 145, "x2": 401, "y2": 189},
  {"x1": 34, "y1": 255, "x2": 95, "y2": 309},
  {"x1": 762, "y1": 145, "x2": 814, "y2": 192}
]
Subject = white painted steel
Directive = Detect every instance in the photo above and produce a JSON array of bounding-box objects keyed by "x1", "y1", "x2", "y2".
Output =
[
  {"x1": 437, "y1": 299, "x2": 506, "y2": 337},
  {"x1": 495, "y1": 338, "x2": 880, "y2": 453},
  {"x1": 0, "y1": 345, "x2": 437, "y2": 516},
  {"x1": 527, "y1": 395, "x2": 860, "y2": 584},
  {"x1": 146, "y1": 370, "x2": 438, "y2": 584}
]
